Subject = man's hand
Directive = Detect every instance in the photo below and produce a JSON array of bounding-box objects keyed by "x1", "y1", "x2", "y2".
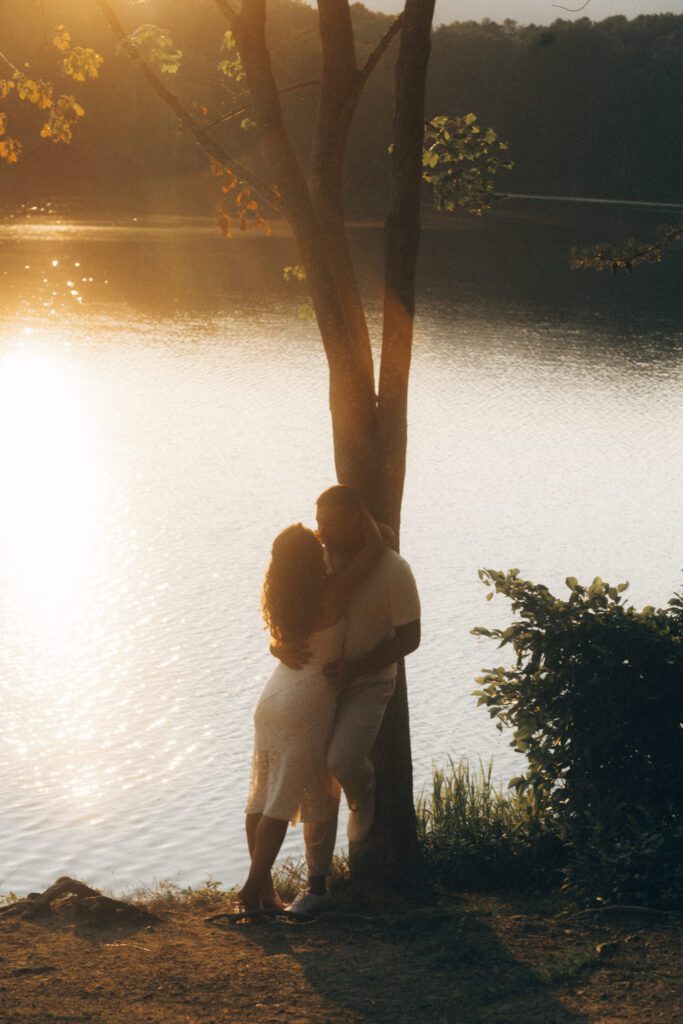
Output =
[
  {"x1": 378, "y1": 523, "x2": 398, "y2": 551},
  {"x1": 323, "y1": 658, "x2": 357, "y2": 692},
  {"x1": 270, "y1": 640, "x2": 312, "y2": 670}
]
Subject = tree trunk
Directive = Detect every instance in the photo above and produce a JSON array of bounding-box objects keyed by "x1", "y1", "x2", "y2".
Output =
[
  {"x1": 310, "y1": 0, "x2": 375, "y2": 390},
  {"x1": 349, "y1": 0, "x2": 435, "y2": 887},
  {"x1": 377, "y1": 0, "x2": 435, "y2": 535},
  {"x1": 234, "y1": 0, "x2": 435, "y2": 887},
  {"x1": 232, "y1": 0, "x2": 381, "y2": 498}
]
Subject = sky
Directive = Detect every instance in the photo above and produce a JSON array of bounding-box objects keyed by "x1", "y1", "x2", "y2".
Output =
[{"x1": 362, "y1": 0, "x2": 683, "y2": 25}]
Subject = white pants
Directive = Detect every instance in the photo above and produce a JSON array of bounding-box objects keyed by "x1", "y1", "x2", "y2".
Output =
[{"x1": 303, "y1": 677, "x2": 395, "y2": 877}]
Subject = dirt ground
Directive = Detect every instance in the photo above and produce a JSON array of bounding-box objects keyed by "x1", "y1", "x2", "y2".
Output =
[{"x1": 0, "y1": 889, "x2": 681, "y2": 1024}]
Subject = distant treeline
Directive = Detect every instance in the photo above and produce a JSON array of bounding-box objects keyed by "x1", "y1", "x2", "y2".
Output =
[{"x1": 2, "y1": 1, "x2": 682, "y2": 212}]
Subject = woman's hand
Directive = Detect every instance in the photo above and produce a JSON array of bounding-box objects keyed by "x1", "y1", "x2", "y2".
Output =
[
  {"x1": 270, "y1": 640, "x2": 312, "y2": 670},
  {"x1": 323, "y1": 658, "x2": 357, "y2": 691}
]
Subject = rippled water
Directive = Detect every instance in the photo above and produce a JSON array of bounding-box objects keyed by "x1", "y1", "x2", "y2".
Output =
[{"x1": 1, "y1": 210, "x2": 682, "y2": 893}]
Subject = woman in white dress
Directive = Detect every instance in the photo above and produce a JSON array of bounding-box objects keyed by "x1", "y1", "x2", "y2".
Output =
[{"x1": 238, "y1": 504, "x2": 383, "y2": 912}]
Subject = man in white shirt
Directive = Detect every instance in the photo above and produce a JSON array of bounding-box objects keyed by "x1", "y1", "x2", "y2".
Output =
[{"x1": 275, "y1": 485, "x2": 421, "y2": 914}]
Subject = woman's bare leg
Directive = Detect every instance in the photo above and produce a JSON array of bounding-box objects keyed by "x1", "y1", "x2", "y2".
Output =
[
  {"x1": 245, "y1": 813, "x2": 283, "y2": 909},
  {"x1": 239, "y1": 813, "x2": 288, "y2": 910}
]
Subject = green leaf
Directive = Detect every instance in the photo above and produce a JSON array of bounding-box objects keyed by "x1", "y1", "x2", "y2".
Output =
[{"x1": 127, "y1": 25, "x2": 183, "y2": 75}]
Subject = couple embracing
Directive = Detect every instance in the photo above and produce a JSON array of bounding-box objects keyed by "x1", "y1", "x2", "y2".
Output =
[{"x1": 239, "y1": 484, "x2": 421, "y2": 916}]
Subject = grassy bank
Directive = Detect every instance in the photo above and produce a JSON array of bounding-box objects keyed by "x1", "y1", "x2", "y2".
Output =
[{"x1": 416, "y1": 758, "x2": 564, "y2": 893}]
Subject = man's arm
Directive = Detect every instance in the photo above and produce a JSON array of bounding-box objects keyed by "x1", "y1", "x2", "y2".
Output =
[{"x1": 324, "y1": 620, "x2": 420, "y2": 690}]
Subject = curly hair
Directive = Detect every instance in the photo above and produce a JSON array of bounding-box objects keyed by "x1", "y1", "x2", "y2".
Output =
[{"x1": 261, "y1": 524, "x2": 326, "y2": 643}]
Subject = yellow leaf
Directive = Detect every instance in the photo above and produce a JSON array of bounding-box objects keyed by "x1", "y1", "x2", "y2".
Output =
[
  {"x1": 0, "y1": 113, "x2": 5, "y2": 137},
  {"x1": 0, "y1": 137, "x2": 21, "y2": 163},
  {"x1": 53, "y1": 26, "x2": 72, "y2": 52}
]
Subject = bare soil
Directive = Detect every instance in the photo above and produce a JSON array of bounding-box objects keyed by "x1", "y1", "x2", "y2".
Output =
[{"x1": 0, "y1": 889, "x2": 681, "y2": 1024}]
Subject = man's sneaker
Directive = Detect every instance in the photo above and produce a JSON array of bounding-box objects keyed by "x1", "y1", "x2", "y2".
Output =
[
  {"x1": 286, "y1": 891, "x2": 331, "y2": 917},
  {"x1": 347, "y1": 780, "x2": 376, "y2": 844}
]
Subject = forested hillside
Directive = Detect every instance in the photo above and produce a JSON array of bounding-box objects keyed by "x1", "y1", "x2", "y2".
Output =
[{"x1": 2, "y1": 1, "x2": 681, "y2": 212}]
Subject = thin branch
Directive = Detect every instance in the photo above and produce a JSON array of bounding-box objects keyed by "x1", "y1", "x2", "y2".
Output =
[
  {"x1": 551, "y1": 0, "x2": 591, "y2": 11},
  {"x1": 279, "y1": 78, "x2": 321, "y2": 98},
  {"x1": 0, "y1": 49, "x2": 22, "y2": 76},
  {"x1": 214, "y1": 0, "x2": 239, "y2": 22},
  {"x1": 359, "y1": 14, "x2": 403, "y2": 82},
  {"x1": 93, "y1": 0, "x2": 279, "y2": 209},
  {"x1": 201, "y1": 79, "x2": 320, "y2": 130},
  {"x1": 570, "y1": 224, "x2": 683, "y2": 273},
  {"x1": 202, "y1": 100, "x2": 250, "y2": 130}
]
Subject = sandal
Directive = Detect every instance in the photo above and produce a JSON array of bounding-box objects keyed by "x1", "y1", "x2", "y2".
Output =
[{"x1": 205, "y1": 907, "x2": 306, "y2": 926}]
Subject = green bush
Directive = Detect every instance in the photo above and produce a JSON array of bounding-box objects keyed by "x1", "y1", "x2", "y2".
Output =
[
  {"x1": 565, "y1": 803, "x2": 683, "y2": 907},
  {"x1": 473, "y1": 570, "x2": 683, "y2": 905},
  {"x1": 416, "y1": 758, "x2": 563, "y2": 890}
]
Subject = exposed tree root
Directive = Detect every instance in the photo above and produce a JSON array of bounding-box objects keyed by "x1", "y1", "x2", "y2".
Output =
[
  {"x1": 559, "y1": 905, "x2": 676, "y2": 925},
  {"x1": 0, "y1": 877, "x2": 162, "y2": 929}
]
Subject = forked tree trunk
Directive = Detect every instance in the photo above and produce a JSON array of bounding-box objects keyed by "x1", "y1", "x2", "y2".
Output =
[{"x1": 230, "y1": 0, "x2": 436, "y2": 888}]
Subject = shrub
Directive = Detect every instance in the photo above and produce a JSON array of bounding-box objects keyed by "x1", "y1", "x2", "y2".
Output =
[
  {"x1": 473, "y1": 570, "x2": 683, "y2": 904},
  {"x1": 565, "y1": 803, "x2": 683, "y2": 907}
]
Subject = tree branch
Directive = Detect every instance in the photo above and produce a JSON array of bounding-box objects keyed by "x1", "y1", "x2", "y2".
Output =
[
  {"x1": 551, "y1": 0, "x2": 591, "y2": 10},
  {"x1": 0, "y1": 49, "x2": 22, "y2": 76},
  {"x1": 279, "y1": 78, "x2": 321, "y2": 98},
  {"x1": 570, "y1": 224, "x2": 683, "y2": 273},
  {"x1": 94, "y1": 0, "x2": 279, "y2": 209},
  {"x1": 213, "y1": 0, "x2": 239, "y2": 20},
  {"x1": 359, "y1": 14, "x2": 403, "y2": 82},
  {"x1": 202, "y1": 79, "x2": 321, "y2": 130}
]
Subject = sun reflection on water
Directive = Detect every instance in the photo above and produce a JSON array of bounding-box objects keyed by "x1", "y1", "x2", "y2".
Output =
[
  {"x1": 0, "y1": 342, "x2": 102, "y2": 616},
  {"x1": 0, "y1": 339, "x2": 109, "y2": 806}
]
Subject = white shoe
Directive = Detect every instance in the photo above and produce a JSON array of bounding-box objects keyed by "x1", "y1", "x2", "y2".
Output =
[
  {"x1": 286, "y1": 891, "x2": 331, "y2": 917},
  {"x1": 347, "y1": 781, "x2": 375, "y2": 843}
]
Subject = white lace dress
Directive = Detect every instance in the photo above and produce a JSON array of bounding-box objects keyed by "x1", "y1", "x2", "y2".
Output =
[{"x1": 246, "y1": 620, "x2": 344, "y2": 824}]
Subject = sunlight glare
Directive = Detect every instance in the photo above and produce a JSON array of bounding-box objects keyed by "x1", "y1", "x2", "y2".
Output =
[{"x1": 0, "y1": 344, "x2": 103, "y2": 619}]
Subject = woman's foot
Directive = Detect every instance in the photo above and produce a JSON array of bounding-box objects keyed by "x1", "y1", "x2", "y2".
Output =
[
  {"x1": 257, "y1": 870, "x2": 284, "y2": 910},
  {"x1": 236, "y1": 886, "x2": 261, "y2": 913},
  {"x1": 260, "y1": 885, "x2": 285, "y2": 911}
]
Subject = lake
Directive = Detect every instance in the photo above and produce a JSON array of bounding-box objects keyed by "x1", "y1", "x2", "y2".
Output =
[{"x1": 1, "y1": 201, "x2": 682, "y2": 894}]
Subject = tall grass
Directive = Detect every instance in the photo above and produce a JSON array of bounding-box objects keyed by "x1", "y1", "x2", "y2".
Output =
[{"x1": 416, "y1": 759, "x2": 564, "y2": 890}]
